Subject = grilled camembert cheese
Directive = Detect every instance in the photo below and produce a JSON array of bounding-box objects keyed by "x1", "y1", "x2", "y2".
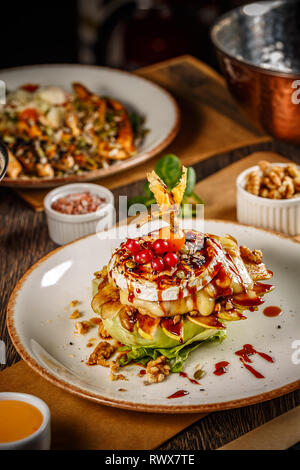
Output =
[
  {"x1": 91, "y1": 230, "x2": 273, "y2": 349},
  {"x1": 90, "y1": 166, "x2": 273, "y2": 381}
]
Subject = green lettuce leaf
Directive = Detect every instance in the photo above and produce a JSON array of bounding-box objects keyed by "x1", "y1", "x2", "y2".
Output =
[{"x1": 117, "y1": 330, "x2": 226, "y2": 373}]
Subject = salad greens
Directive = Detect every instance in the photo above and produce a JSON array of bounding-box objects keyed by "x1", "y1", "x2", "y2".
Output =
[
  {"x1": 101, "y1": 311, "x2": 226, "y2": 373},
  {"x1": 117, "y1": 330, "x2": 226, "y2": 373},
  {"x1": 128, "y1": 154, "x2": 203, "y2": 213}
]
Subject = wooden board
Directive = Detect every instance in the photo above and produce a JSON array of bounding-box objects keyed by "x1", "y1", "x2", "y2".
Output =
[
  {"x1": 0, "y1": 362, "x2": 205, "y2": 450},
  {"x1": 194, "y1": 151, "x2": 290, "y2": 220},
  {"x1": 15, "y1": 55, "x2": 270, "y2": 211}
]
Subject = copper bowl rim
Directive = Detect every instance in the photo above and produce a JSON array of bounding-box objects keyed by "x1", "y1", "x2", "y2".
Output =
[{"x1": 210, "y1": 1, "x2": 300, "y2": 79}]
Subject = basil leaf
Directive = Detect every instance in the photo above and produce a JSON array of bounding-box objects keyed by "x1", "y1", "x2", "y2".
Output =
[
  {"x1": 154, "y1": 154, "x2": 182, "y2": 190},
  {"x1": 184, "y1": 167, "x2": 196, "y2": 197}
]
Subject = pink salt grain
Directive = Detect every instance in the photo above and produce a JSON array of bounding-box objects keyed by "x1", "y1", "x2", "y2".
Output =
[{"x1": 51, "y1": 191, "x2": 106, "y2": 215}]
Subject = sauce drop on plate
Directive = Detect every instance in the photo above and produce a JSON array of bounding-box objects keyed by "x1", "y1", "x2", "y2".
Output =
[
  {"x1": 167, "y1": 390, "x2": 189, "y2": 399},
  {"x1": 263, "y1": 306, "x2": 282, "y2": 317},
  {"x1": 213, "y1": 361, "x2": 230, "y2": 376},
  {"x1": 0, "y1": 400, "x2": 43, "y2": 443}
]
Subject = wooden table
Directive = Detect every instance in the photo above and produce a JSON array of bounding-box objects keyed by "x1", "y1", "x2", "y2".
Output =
[{"x1": 0, "y1": 56, "x2": 299, "y2": 450}]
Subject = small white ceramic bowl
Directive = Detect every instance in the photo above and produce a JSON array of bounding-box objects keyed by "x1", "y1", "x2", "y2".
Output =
[
  {"x1": 237, "y1": 164, "x2": 300, "y2": 236},
  {"x1": 0, "y1": 393, "x2": 51, "y2": 450},
  {"x1": 44, "y1": 183, "x2": 114, "y2": 245}
]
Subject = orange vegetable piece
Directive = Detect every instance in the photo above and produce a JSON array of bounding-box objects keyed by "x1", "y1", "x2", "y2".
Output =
[
  {"x1": 158, "y1": 226, "x2": 185, "y2": 252},
  {"x1": 19, "y1": 108, "x2": 38, "y2": 122}
]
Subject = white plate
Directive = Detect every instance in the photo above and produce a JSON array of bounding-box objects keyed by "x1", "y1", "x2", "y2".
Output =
[
  {"x1": 0, "y1": 64, "x2": 180, "y2": 188},
  {"x1": 7, "y1": 220, "x2": 300, "y2": 413}
]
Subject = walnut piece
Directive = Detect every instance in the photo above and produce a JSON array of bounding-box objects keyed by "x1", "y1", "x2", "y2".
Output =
[
  {"x1": 86, "y1": 341, "x2": 116, "y2": 366},
  {"x1": 245, "y1": 170, "x2": 261, "y2": 196},
  {"x1": 245, "y1": 160, "x2": 300, "y2": 200},
  {"x1": 278, "y1": 176, "x2": 294, "y2": 199},
  {"x1": 240, "y1": 246, "x2": 263, "y2": 265},
  {"x1": 286, "y1": 163, "x2": 299, "y2": 179},
  {"x1": 86, "y1": 338, "x2": 97, "y2": 348},
  {"x1": 94, "y1": 266, "x2": 108, "y2": 279},
  {"x1": 69, "y1": 309, "x2": 81, "y2": 320},
  {"x1": 258, "y1": 160, "x2": 271, "y2": 173},
  {"x1": 109, "y1": 362, "x2": 127, "y2": 382},
  {"x1": 89, "y1": 317, "x2": 101, "y2": 325},
  {"x1": 146, "y1": 356, "x2": 171, "y2": 384}
]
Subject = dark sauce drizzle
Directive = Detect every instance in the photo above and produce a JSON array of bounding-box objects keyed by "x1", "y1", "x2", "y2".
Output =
[
  {"x1": 235, "y1": 344, "x2": 274, "y2": 379},
  {"x1": 167, "y1": 390, "x2": 189, "y2": 399},
  {"x1": 179, "y1": 372, "x2": 200, "y2": 385}
]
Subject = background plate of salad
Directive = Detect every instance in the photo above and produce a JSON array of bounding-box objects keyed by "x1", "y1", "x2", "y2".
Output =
[{"x1": 0, "y1": 64, "x2": 180, "y2": 188}]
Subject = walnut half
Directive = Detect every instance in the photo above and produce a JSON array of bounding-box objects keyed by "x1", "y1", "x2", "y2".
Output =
[{"x1": 240, "y1": 246, "x2": 263, "y2": 265}]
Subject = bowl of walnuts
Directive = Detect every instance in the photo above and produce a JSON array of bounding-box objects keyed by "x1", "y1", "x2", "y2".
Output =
[{"x1": 236, "y1": 159, "x2": 300, "y2": 236}]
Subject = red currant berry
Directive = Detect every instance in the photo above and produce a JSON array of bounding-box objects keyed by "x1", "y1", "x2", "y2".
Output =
[
  {"x1": 164, "y1": 252, "x2": 179, "y2": 268},
  {"x1": 125, "y1": 239, "x2": 140, "y2": 255},
  {"x1": 135, "y1": 249, "x2": 154, "y2": 264},
  {"x1": 151, "y1": 257, "x2": 165, "y2": 272},
  {"x1": 153, "y1": 239, "x2": 170, "y2": 255}
]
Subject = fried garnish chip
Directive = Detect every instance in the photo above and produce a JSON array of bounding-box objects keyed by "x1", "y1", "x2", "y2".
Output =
[
  {"x1": 139, "y1": 166, "x2": 187, "y2": 232},
  {"x1": 171, "y1": 166, "x2": 187, "y2": 206},
  {"x1": 147, "y1": 171, "x2": 172, "y2": 210}
]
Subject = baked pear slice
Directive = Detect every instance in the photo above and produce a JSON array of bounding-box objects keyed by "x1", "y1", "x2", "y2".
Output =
[
  {"x1": 187, "y1": 314, "x2": 225, "y2": 329},
  {"x1": 217, "y1": 310, "x2": 246, "y2": 322},
  {"x1": 161, "y1": 317, "x2": 184, "y2": 342},
  {"x1": 136, "y1": 313, "x2": 160, "y2": 340}
]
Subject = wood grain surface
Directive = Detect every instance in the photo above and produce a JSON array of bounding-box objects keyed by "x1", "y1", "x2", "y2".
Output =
[{"x1": 1, "y1": 141, "x2": 300, "y2": 450}]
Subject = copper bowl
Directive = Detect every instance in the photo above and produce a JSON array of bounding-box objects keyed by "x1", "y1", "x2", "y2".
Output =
[{"x1": 211, "y1": 0, "x2": 300, "y2": 143}]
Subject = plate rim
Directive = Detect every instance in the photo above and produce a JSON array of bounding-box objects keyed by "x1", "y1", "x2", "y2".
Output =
[
  {"x1": 0, "y1": 63, "x2": 180, "y2": 188},
  {"x1": 6, "y1": 219, "x2": 300, "y2": 413}
]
